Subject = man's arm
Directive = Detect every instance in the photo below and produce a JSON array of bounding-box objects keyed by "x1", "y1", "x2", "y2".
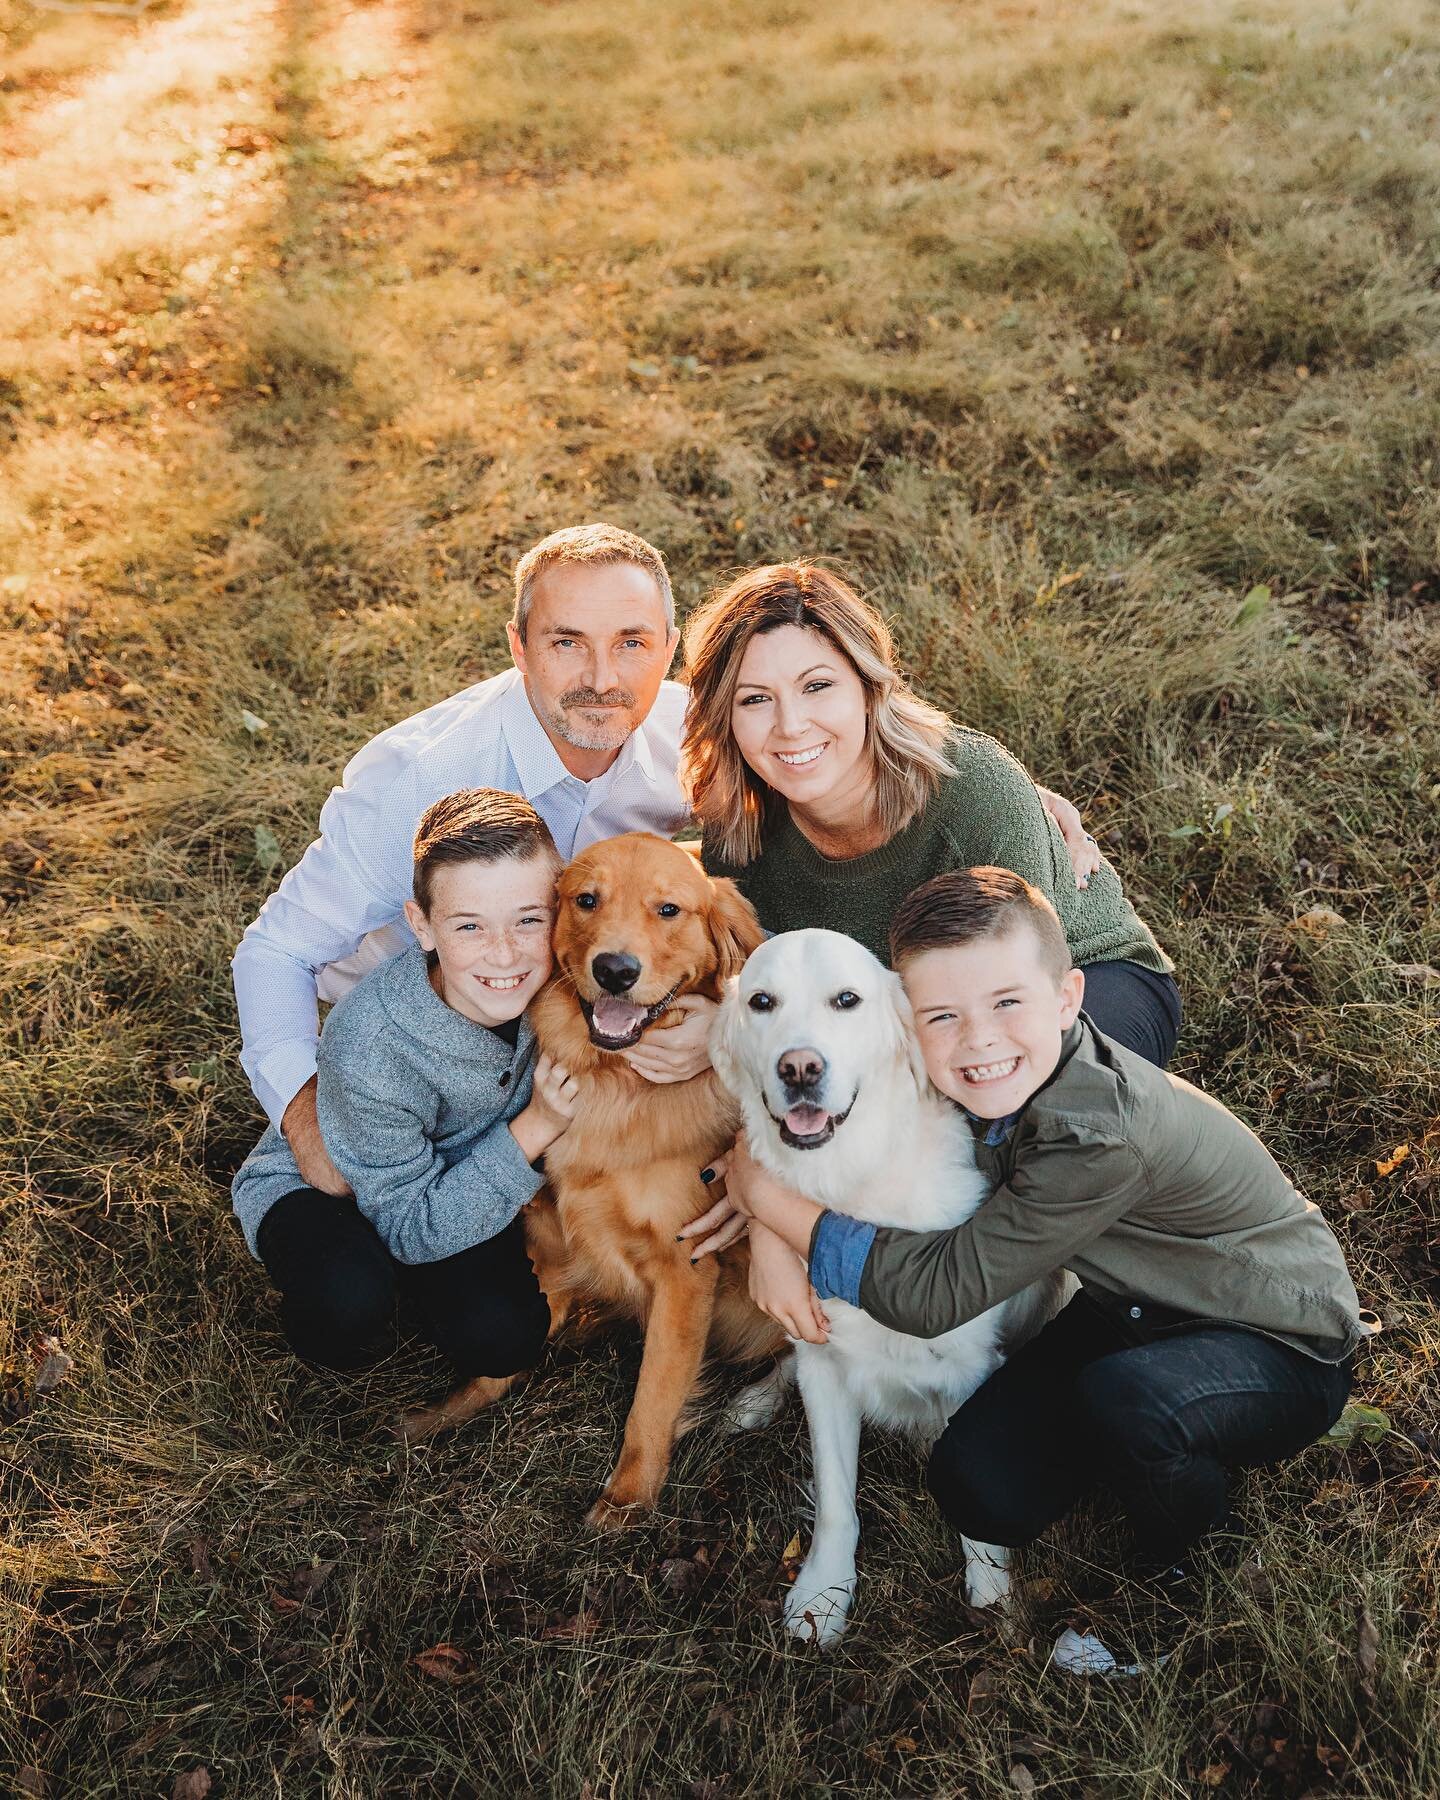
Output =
[
  {"x1": 1035, "y1": 785, "x2": 1102, "y2": 889},
  {"x1": 233, "y1": 767, "x2": 417, "y2": 1129}
]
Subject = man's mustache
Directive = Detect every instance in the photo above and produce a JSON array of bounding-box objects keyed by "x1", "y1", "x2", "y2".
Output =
[{"x1": 562, "y1": 688, "x2": 635, "y2": 710}]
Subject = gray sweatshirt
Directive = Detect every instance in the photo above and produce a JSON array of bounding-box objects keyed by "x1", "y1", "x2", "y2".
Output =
[{"x1": 231, "y1": 944, "x2": 544, "y2": 1264}]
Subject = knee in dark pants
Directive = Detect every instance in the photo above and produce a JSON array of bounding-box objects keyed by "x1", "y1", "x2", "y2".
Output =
[
  {"x1": 1072, "y1": 1355, "x2": 1180, "y2": 1472},
  {"x1": 925, "y1": 1433, "x2": 1042, "y2": 1550},
  {"x1": 435, "y1": 1288, "x2": 551, "y2": 1379},
  {"x1": 282, "y1": 1257, "x2": 397, "y2": 1371}
]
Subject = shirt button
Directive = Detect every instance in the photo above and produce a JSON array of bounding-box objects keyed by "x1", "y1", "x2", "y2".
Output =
[
  {"x1": 498, "y1": 1071, "x2": 511, "y2": 1087},
  {"x1": 1129, "y1": 1305, "x2": 1142, "y2": 1319}
]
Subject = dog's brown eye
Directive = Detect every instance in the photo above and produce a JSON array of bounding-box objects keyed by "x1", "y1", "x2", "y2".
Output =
[
  {"x1": 657, "y1": 902, "x2": 680, "y2": 919},
  {"x1": 747, "y1": 991, "x2": 776, "y2": 1012},
  {"x1": 575, "y1": 892, "x2": 599, "y2": 911},
  {"x1": 833, "y1": 990, "x2": 861, "y2": 1010}
]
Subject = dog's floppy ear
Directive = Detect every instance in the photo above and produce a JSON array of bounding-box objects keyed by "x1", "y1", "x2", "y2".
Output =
[
  {"x1": 705, "y1": 876, "x2": 766, "y2": 993},
  {"x1": 708, "y1": 974, "x2": 744, "y2": 1098},
  {"x1": 884, "y1": 967, "x2": 933, "y2": 1098}
]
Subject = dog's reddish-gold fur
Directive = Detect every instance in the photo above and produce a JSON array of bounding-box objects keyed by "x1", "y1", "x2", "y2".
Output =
[{"x1": 401, "y1": 833, "x2": 782, "y2": 1528}]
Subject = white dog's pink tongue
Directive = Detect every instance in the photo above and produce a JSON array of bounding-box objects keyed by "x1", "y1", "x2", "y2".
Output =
[
  {"x1": 785, "y1": 1104, "x2": 831, "y2": 1136},
  {"x1": 593, "y1": 995, "x2": 646, "y2": 1038}
]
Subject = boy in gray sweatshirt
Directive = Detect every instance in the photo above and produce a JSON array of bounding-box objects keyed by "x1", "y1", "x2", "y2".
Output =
[{"x1": 232, "y1": 789, "x2": 578, "y2": 1380}]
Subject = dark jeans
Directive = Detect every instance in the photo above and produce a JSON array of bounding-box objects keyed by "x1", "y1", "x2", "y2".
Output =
[
  {"x1": 255, "y1": 1188, "x2": 550, "y2": 1378},
  {"x1": 1078, "y1": 960, "x2": 1182, "y2": 1069},
  {"x1": 926, "y1": 1291, "x2": 1351, "y2": 1570}
]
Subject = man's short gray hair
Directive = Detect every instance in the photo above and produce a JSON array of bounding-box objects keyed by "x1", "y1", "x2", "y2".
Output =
[{"x1": 511, "y1": 523, "x2": 675, "y2": 640}]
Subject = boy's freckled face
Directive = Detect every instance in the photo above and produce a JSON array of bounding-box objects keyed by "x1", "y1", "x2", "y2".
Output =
[
  {"x1": 901, "y1": 929, "x2": 1085, "y2": 1120},
  {"x1": 403, "y1": 854, "x2": 557, "y2": 1029}
]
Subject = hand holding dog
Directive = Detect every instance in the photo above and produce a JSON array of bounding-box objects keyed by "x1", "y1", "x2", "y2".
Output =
[
  {"x1": 748, "y1": 1219, "x2": 830, "y2": 1343},
  {"x1": 621, "y1": 993, "x2": 717, "y2": 1084},
  {"x1": 509, "y1": 1052, "x2": 581, "y2": 1163}
]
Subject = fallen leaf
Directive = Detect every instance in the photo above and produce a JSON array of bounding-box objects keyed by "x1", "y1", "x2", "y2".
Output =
[
  {"x1": 289, "y1": 1559, "x2": 336, "y2": 1600},
  {"x1": 1328, "y1": 1402, "x2": 1393, "y2": 1447},
  {"x1": 658, "y1": 1557, "x2": 701, "y2": 1596},
  {"x1": 1009, "y1": 1763, "x2": 1036, "y2": 1796},
  {"x1": 412, "y1": 1642, "x2": 472, "y2": 1683},
  {"x1": 240, "y1": 708, "x2": 269, "y2": 735},
  {"x1": 968, "y1": 1667, "x2": 1001, "y2": 1710},
  {"x1": 1194, "y1": 1763, "x2": 1230, "y2": 1789},
  {"x1": 1375, "y1": 1144, "x2": 1410, "y2": 1177},
  {"x1": 780, "y1": 1533, "x2": 802, "y2": 1563},
  {"x1": 1393, "y1": 962, "x2": 1440, "y2": 988},
  {"x1": 187, "y1": 1537, "x2": 214, "y2": 1582},
  {"x1": 34, "y1": 1338, "x2": 73, "y2": 1395},
  {"x1": 172, "y1": 1769, "x2": 212, "y2": 1800},
  {"x1": 254, "y1": 824, "x2": 283, "y2": 873},
  {"x1": 16, "y1": 1769, "x2": 46, "y2": 1798},
  {"x1": 1234, "y1": 583, "x2": 1271, "y2": 626},
  {"x1": 541, "y1": 1608, "x2": 599, "y2": 1641},
  {"x1": 1356, "y1": 1606, "x2": 1378, "y2": 1701},
  {"x1": 1292, "y1": 906, "x2": 1344, "y2": 936}
]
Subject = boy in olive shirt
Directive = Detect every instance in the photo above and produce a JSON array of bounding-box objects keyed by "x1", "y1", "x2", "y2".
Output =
[{"x1": 721, "y1": 867, "x2": 1370, "y2": 1583}]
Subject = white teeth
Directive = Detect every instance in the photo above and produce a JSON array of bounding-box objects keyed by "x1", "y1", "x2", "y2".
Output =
[
  {"x1": 480, "y1": 975, "x2": 525, "y2": 990},
  {"x1": 962, "y1": 1056, "x2": 1021, "y2": 1083},
  {"x1": 775, "y1": 744, "x2": 826, "y2": 766}
]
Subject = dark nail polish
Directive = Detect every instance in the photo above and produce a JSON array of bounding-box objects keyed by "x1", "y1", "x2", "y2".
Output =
[
  {"x1": 675, "y1": 1233, "x2": 684, "y2": 1242},
  {"x1": 690, "y1": 1257, "x2": 699, "y2": 1266},
  {"x1": 700, "y1": 1168, "x2": 715, "y2": 1184}
]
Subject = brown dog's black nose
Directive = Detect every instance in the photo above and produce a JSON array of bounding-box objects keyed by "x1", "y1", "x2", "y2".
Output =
[
  {"x1": 777, "y1": 1046, "x2": 825, "y2": 1092},
  {"x1": 592, "y1": 951, "x2": 642, "y2": 995}
]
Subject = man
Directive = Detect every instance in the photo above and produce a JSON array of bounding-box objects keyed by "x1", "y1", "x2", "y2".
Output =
[{"x1": 234, "y1": 523, "x2": 1094, "y2": 1198}]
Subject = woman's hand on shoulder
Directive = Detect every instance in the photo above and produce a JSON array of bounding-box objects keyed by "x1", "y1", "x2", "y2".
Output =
[{"x1": 1036, "y1": 784, "x2": 1102, "y2": 890}]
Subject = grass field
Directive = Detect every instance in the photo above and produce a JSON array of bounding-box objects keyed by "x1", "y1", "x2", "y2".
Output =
[{"x1": 3, "y1": 0, "x2": 1439, "y2": 1792}]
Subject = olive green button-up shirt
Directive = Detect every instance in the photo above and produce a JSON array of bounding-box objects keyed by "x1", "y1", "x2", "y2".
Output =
[{"x1": 852, "y1": 1019, "x2": 1368, "y2": 1363}]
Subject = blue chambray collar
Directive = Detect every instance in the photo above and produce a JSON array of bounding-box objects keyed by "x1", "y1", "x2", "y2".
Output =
[{"x1": 964, "y1": 1108, "x2": 1022, "y2": 1147}]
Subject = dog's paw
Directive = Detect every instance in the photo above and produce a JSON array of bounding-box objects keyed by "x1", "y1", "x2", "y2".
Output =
[
  {"x1": 784, "y1": 1564, "x2": 856, "y2": 1649},
  {"x1": 586, "y1": 1490, "x2": 652, "y2": 1534},
  {"x1": 721, "y1": 1369, "x2": 789, "y2": 1435},
  {"x1": 962, "y1": 1540, "x2": 1012, "y2": 1612}
]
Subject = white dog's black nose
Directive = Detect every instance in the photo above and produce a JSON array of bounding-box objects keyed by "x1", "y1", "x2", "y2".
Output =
[
  {"x1": 777, "y1": 1046, "x2": 825, "y2": 1092},
  {"x1": 592, "y1": 951, "x2": 642, "y2": 995}
]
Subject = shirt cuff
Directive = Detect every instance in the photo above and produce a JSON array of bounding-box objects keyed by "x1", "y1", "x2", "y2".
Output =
[{"x1": 808, "y1": 1211, "x2": 878, "y2": 1307}]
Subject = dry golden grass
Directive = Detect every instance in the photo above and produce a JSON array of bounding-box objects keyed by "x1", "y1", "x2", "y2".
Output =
[{"x1": 2, "y1": 0, "x2": 1438, "y2": 1794}]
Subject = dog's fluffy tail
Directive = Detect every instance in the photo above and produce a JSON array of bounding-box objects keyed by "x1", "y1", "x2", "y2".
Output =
[{"x1": 999, "y1": 1268, "x2": 1077, "y2": 1356}]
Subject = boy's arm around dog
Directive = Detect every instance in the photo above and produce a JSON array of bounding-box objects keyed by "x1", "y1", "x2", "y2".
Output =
[{"x1": 839, "y1": 1021, "x2": 1367, "y2": 1361}]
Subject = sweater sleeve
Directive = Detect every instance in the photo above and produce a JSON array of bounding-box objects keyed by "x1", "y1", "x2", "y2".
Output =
[
  {"x1": 317, "y1": 1065, "x2": 544, "y2": 1265},
  {"x1": 939, "y1": 734, "x2": 1068, "y2": 903},
  {"x1": 852, "y1": 1135, "x2": 1147, "y2": 1338}
]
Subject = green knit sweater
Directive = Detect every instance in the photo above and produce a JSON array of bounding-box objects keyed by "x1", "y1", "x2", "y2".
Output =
[{"x1": 702, "y1": 728, "x2": 1171, "y2": 973}]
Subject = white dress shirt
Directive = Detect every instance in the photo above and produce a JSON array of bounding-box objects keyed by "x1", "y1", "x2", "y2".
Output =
[{"x1": 233, "y1": 667, "x2": 690, "y2": 1128}]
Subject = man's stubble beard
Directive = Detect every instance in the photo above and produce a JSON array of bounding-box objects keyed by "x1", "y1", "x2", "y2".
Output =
[{"x1": 542, "y1": 688, "x2": 641, "y2": 754}]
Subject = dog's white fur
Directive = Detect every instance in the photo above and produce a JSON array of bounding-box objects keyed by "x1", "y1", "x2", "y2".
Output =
[{"x1": 713, "y1": 928, "x2": 1066, "y2": 1648}]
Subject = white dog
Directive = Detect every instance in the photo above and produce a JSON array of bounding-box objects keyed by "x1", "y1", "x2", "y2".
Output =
[{"x1": 712, "y1": 928, "x2": 1066, "y2": 1648}]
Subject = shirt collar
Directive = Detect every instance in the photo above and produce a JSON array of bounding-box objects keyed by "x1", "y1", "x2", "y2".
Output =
[{"x1": 501, "y1": 671, "x2": 655, "y2": 799}]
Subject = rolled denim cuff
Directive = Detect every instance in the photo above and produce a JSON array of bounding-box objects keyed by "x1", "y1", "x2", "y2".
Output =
[{"x1": 808, "y1": 1210, "x2": 878, "y2": 1306}]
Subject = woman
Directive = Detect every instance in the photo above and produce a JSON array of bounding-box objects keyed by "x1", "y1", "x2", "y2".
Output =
[{"x1": 683, "y1": 563, "x2": 1180, "y2": 1066}]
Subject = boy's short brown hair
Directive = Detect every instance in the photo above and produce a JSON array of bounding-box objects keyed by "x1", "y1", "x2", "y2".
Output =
[
  {"x1": 889, "y1": 866, "x2": 1072, "y2": 982},
  {"x1": 412, "y1": 788, "x2": 559, "y2": 914}
]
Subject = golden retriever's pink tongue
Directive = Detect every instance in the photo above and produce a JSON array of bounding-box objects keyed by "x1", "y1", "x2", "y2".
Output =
[
  {"x1": 785, "y1": 1104, "x2": 830, "y2": 1135},
  {"x1": 593, "y1": 995, "x2": 647, "y2": 1038}
]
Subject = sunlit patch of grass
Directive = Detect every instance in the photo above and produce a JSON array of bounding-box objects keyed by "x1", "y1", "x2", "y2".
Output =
[{"x1": 2, "y1": 0, "x2": 1438, "y2": 1791}]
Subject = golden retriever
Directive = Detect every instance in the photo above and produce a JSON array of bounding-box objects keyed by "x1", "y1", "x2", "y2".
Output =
[{"x1": 402, "y1": 832, "x2": 783, "y2": 1529}]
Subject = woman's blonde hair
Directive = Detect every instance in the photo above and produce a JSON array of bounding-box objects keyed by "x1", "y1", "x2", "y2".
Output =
[{"x1": 680, "y1": 564, "x2": 955, "y2": 866}]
